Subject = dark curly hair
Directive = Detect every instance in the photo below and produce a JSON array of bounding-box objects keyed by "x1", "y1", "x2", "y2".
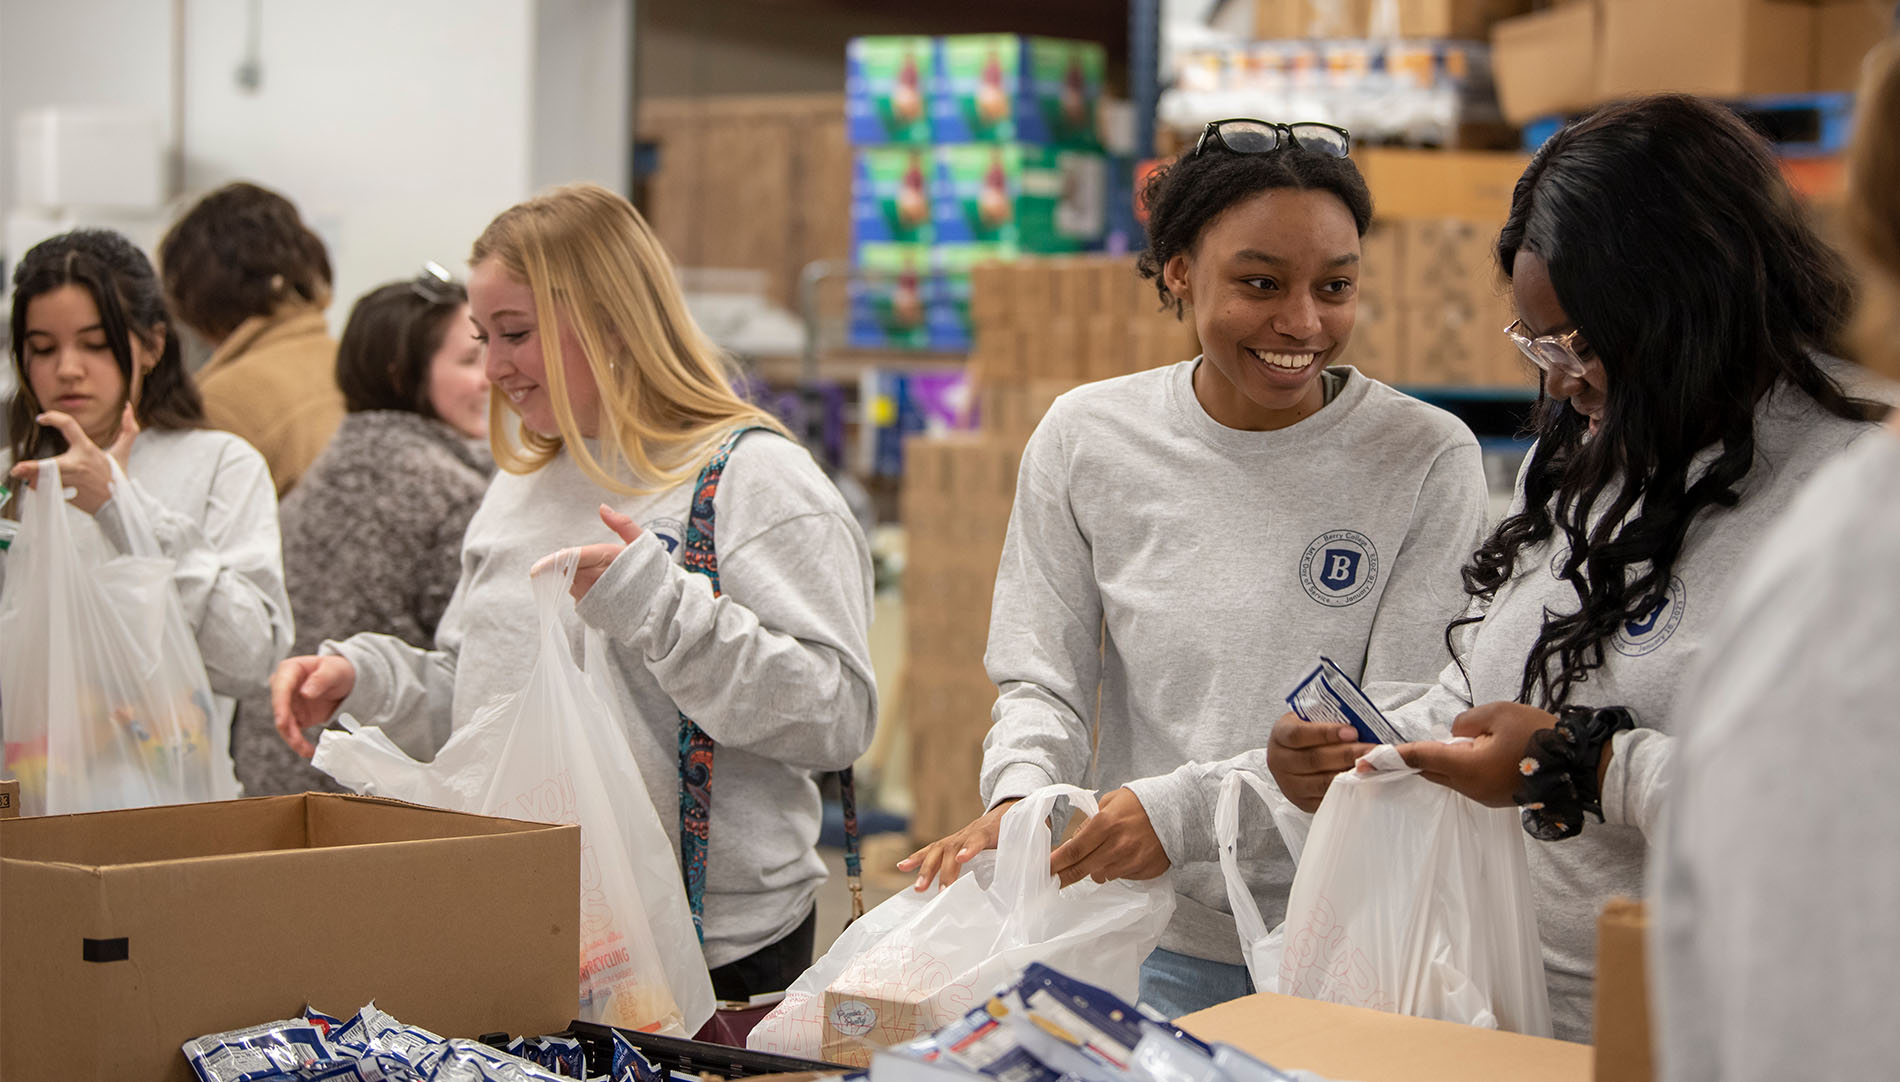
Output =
[
  {"x1": 9, "y1": 229, "x2": 204, "y2": 468},
  {"x1": 158, "y1": 181, "x2": 333, "y2": 343},
  {"x1": 334, "y1": 278, "x2": 470, "y2": 418},
  {"x1": 1457, "y1": 94, "x2": 1871, "y2": 709},
  {"x1": 1135, "y1": 139, "x2": 1373, "y2": 316}
]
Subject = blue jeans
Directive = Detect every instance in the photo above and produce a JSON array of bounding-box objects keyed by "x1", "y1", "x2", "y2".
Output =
[{"x1": 1138, "y1": 947, "x2": 1256, "y2": 1020}]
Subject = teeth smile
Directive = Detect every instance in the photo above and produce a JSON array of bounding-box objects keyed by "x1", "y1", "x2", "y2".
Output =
[
  {"x1": 502, "y1": 386, "x2": 531, "y2": 403},
  {"x1": 1249, "y1": 348, "x2": 1315, "y2": 370}
]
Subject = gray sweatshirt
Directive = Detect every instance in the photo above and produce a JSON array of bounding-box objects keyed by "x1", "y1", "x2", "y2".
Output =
[
  {"x1": 322, "y1": 431, "x2": 877, "y2": 968},
  {"x1": 980, "y1": 361, "x2": 1490, "y2": 964},
  {"x1": 2, "y1": 427, "x2": 293, "y2": 721},
  {"x1": 1384, "y1": 385, "x2": 1872, "y2": 1042},
  {"x1": 1652, "y1": 426, "x2": 1900, "y2": 1082}
]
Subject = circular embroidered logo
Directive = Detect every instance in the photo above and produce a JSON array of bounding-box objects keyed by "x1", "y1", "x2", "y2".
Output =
[
  {"x1": 644, "y1": 516, "x2": 685, "y2": 555},
  {"x1": 1612, "y1": 576, "x2": 1687, "y2": 657},
  {"x1": 1301, "y1": 530, "x2": 1379, "y2": 607},
  {"x1": 829, "y1": 1000, "x2": 878, "y2": 1037}
]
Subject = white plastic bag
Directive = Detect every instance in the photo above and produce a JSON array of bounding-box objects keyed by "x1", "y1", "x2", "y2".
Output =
[
  {"x1": 1215, "y1": 770, "x2": 1314, "y2": 994},
  {"x1": 1275, "y1": 745, "x2": 1552, "y2": 1036},
  {"x1": 0, "y1": 460, "x2": 236, "y2": 815},
  {"x1": 312, "y1": 554, "x2": 715, "y2": 1037},
  {"x1": 745, "y1": 864, "x2": 950, "y2": 1059},
  {"x1": 759, "y1": 784, "x2": 1175, "y2": 1065}
]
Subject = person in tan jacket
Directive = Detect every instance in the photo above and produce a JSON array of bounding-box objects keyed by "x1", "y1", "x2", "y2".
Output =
[{"x1": 159, "y1": 181, "x2": 344, "y2": 494}]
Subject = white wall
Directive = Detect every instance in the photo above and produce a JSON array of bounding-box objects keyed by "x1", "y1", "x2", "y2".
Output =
[{"x1": 1, "y1": 0, "x2": 631, "y2": 332}]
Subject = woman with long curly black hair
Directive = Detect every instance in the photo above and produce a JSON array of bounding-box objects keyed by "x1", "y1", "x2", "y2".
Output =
[{"x1": 1268, "y1": 94, "x2": 1880, "y2": 1041}]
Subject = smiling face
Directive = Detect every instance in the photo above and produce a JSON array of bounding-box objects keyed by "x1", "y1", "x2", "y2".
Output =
[
  {"x1": 1511, "y1": 251, "x2": 1607, "y2": 434},
  {"x1": 424, "y1": 303, "x2": 489, "y2": 440},
  {"x1": 467, "y1": 258, "x2": 600, "y2": 439},
  {"x1": 1164, "y1": 187, "x2": 1360, "y2": 431},
  {"x1": 21, "y1": 283, "x2": 156, "y2": 446}
]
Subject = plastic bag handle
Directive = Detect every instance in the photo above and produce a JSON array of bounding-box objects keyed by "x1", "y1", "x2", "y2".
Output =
[
  {"x1": 992, "y1": 783, "x2": 1100, "y2": 920},
  {"x1": 529, "y1": 549, "x2": 582, "y2": 663},
  {"x1": 1216, "y1": 772, "x2": 1289, "y2": 954}
]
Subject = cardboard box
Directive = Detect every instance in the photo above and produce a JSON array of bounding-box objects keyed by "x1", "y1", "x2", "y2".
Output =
[
  {"x1": 1400, "y1": 219, "x2": 1502, "y2": 305},
  {"x1": 1358, "y1": 222, "x2": 1404, "y2": 302},
  {"x1": 932, "y1": 143, "x2": 1107, "y2": 253},
  {"x1": 1397, "y1": 0, "x2": 1533, "y2": 40},
  {"x1": 852, "y1": 147, "x2": 937, "y2": 248},
  {"x1": 1599, "y1": 0, "x2": 1816, "y2": 100},
  {"x1": 1594, "y1": 898, "x2": 1654, "y2": 1082},
  {"x1": 1356, "y1": 148, "x2": 1530, "y2": 223},
  {"x1": 1406, "y1": 292, "x2": 1519, "y2": 386},
  {"x1": 1178, "y1": 991, "x2": 1593, "y2": 1081},
  {"x1": 1251, "y1": 0, "x2": 1374, "y2": 38},
  {"x1": 0, "y1": 794, "x2": 579, "y2": 1082},
  {"x1": 1492, "y1": 1, "x2": 1602, "y2": 124},
  {"x1": 1347, "y1": 291, "x2": 1406, "y2": 384},
  {"x1": 1814, "y1": 0, "x2": 1892, "y2": 92},
  {"x1": 847, "y1": 36, "x2": 935, "y2": 146},
  {"x1": 0, "y1": 777, "x2": 17, "y2": 818},
  {"x1": 931, "y1": 35, "x2": 1105, "y2": 148}
]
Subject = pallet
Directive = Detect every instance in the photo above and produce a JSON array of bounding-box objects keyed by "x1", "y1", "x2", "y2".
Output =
[{"x1": 1523, "y1": 92, "x2": 1856, "y2": 160}]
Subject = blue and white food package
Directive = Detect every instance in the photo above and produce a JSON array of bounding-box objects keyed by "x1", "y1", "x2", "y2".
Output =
[{"x1": 1284, "y1": 658, "x2": 1401, "y2": 745}]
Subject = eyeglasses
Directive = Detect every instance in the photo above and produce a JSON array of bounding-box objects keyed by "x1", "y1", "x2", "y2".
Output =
[
  {"x1": 409, "y1": 261, "x2": 461, "y2": 305},
  {"x1": 1193, "y1": 119, "x2": 1352, "y2": 159},
  {"x1": 1503, "y1": 319, "x2": 1595, "y2": 379}
]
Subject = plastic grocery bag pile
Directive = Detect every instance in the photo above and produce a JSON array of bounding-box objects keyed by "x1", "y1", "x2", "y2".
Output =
[{"x1": 182, "y1": 1001, "x2": 660, "y2": 1081}]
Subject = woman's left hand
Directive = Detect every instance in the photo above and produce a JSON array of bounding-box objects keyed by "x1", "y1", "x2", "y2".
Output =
[
  {"x1": 1048, "y1": 788, "x2": 1171, "y2": 887},
  {"x1": 531, "y1": 503, "x2": 645, "y2": 601},
  {"x1": 1393, "y1": 702, "x2": 1559, "y2": 807}
]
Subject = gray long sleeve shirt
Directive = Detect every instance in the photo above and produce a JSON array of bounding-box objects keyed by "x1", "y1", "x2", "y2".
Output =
[
  {"x1": 979, "y1": 361, "x2": 1490, "y2": 964},
  {"x1": 1383, "y1": 384, "x2": 1872, "y2": 1042},
  {"x1": 322, "y1": 431, "x2": 877, "y2": 969},
  {"x1": 1653, "y1": 425, "x2": 1900, "y2": 1082}
]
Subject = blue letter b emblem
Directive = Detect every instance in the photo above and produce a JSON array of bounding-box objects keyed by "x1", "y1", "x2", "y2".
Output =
[{"x1": 1321, "y1": 549, "x2": 1362, "y2": 590}]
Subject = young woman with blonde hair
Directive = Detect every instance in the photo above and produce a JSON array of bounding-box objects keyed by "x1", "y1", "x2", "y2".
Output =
[{"x1": 270, "y1": 183, "x2": 878, "y2": 1000}]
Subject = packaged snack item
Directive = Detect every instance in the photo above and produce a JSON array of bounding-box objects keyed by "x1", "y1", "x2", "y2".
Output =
[
  {"x1": 927, "y1": 1002, "x2": 1068, "y2": 1082},
  {"x1": 1285, "y1": 657, "x2": 1401, "y2": 745},
  {"x1": 503, "y1": 1036, "x2": 585, "y2": 1078},
  {"x1": 609, "y1": 1030, "x2": 664, "y2": 1082},
  {"x1": 182, "y1": 1018, "x2": 337, "y2": 1082}
]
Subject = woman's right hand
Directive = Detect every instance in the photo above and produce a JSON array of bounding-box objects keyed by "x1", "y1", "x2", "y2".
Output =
[
  {"x1": 897, "y1": 798, "x2": 1021, "y2": 891},
  {"x1": 1268, "y1": 711, "x2": 1373, "y2": 813},
  {"x1": 270, "y1": 655, "x2": 357, "y2": 758},
  {"x1": 8, "y1": 407, "x2": 137, "y2": 514}
]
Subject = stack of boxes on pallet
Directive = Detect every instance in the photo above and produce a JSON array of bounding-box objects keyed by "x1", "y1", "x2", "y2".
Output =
[
  {"x1": 1356, "y1": 220, "x2": 1523, "y2": 387},
  {"x1": 846, "y1": 34, "x2": 1111, "y2": 351},
  {"x1": 902, "y1": 256, "x2": 1198, "y2": 841}
]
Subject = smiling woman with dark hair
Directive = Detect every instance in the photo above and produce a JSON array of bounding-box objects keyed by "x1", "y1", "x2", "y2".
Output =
[
  {"x1": 900, "y1": 120, "x2": 1492, "y2": 1019},
  {"x1": 1269, "y1": 94, "x2": 1880, "y2": 1042}
]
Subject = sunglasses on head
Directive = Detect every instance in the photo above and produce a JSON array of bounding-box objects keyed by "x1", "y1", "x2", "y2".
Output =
[
  {"x1": 1193, "y1": 119, "x2": 1352, "y2": 159},
  {"x1": 409, "y1": 261, "x2": 460, "y2": 305}
]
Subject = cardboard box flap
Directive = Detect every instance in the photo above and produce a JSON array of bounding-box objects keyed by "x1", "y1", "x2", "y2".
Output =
[{"x1": 0, "y1": 793, "x2": 566, "y2": 868}]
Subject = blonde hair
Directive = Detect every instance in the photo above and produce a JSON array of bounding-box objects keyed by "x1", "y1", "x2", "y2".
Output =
[
  {"x1": 469, "y1": 183, "x2": 790, "y2": 493},
  {"x1": 1846, "y1": 37, "x2": 1900, "y2": 381}
]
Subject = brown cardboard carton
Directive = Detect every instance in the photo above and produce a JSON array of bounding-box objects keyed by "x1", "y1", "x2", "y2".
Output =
[
  {"x1": 1492, "y1": 1, "x2": 1603, "y2": 124},
  {"x1": 1356, "y1": 148, "x2": 1530, "y2": 223},
  {"x1": 1398, "y1": 219, "x2": 1502, "y2": 308},
  {"x1": 1398, "y1": 0, "x2": 1533, "y2": 40},
  {"x1": 1814, "y1": 0, "x2": 1891, "y2": 92},
  {"x1": 0, "y1": 778, "x2": 17, "y2": 818},
  {"x1": 1593, "y1": 898, "x2": 1654, "y2": 1082},
  {"x1": 0, "y1": 793, "x2": 579, "y2": 1082},
  {"x1": 1358, "y1": 223, "x2": 1404, "y2": 302},
  {"x1": 1179, "y1": 990, "x2": 1593, "y2": 1081},
  {"x1": 1600, "y1": 0, "x2": 1816, "y2": 100},
  {"x1": 1252, "y1": 0, "x2": 1373, "y2": 38},
  {"x1": 1346, "y1": 292, "x2": 1406, "y2": 385}
]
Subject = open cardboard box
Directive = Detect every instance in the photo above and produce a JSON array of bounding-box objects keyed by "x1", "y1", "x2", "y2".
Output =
[
  {"x1": 1179, "y1": 991, "x2": 1593, "y2": 1082},
  {"x1": 0, "y1": 792, "x2": 580, "y2": 1082}
]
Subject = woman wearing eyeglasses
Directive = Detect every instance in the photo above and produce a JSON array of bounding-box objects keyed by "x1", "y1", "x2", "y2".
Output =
[
  {"x1": 900, "y1": 120, "x2": 1492, "y2": 1019},
  {"x1": 269, "y1": 184, "x2": 876, "y2": 1008},
  {"x1": 230, "y1": 268, "x2": 493, "y2": 797},
  {"x1": 1268, "y1": 94, "x2": 1878, "y2": 1042}
]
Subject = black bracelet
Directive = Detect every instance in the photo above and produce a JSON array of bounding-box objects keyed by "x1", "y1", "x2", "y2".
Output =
[{"x1": 1512, "y1": 705, "x2": 1637, "y2": 841}]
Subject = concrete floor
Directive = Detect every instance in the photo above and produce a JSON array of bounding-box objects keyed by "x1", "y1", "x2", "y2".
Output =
[{"x1": 811, "y1": 841, "x2": 906, "y2": 956}]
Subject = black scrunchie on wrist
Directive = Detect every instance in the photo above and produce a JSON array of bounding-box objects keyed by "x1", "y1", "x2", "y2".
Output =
[{"x1": 1512, "y1": 705, "x2": 1637, "y2": 841}]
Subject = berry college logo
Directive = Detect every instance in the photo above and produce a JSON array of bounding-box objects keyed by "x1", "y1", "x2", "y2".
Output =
[
  {"x1": 1300, "y1": 530, "x2": 1379, "y2": 608},
  {"x1": 1612, "y1": 576, "x2": 1687, "y2": 657}
]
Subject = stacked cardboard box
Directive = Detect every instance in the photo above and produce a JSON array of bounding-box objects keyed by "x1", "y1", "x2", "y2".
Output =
[
  {"x1": 848, "y1": 35, "x2": 1112, "y2": 352},
  {"x1": 1492, "y1": 0, "x2": 1889, "y2": 124},
  {"x1": 1248, "y1": 0, "x2": 1532, "y2": 39}
]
